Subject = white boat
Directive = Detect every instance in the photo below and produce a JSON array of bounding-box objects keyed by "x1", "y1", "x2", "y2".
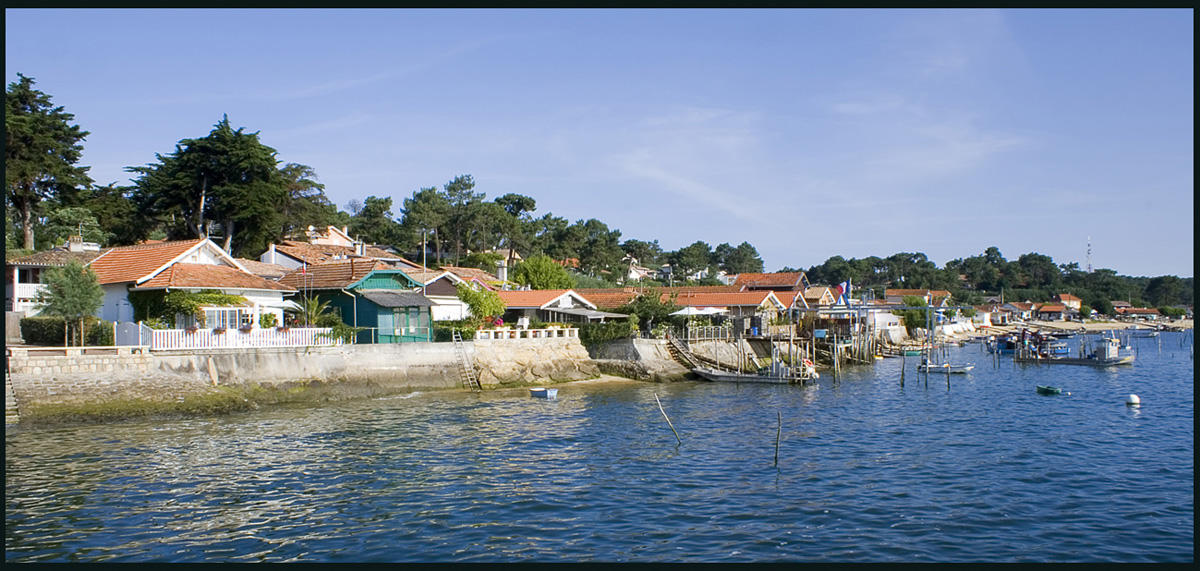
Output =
[
  {"x1": 693, "y1": 359, "x2": 818, "y2": 384},
  {"x1": 916, "y1": 360, "x2": 975, "y2": 374},
  {"x1": 529, "y1": 387, "x2": 558, "y2": 399}
]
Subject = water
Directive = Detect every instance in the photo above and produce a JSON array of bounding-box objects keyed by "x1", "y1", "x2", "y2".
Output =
[{"x1": 6, "y1": 332, "x2": 1193, "y2": 562}]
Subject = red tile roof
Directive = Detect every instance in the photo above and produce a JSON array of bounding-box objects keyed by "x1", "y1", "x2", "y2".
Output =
[
  {"x1": 1056, "y1": 293, "x2": 1081, "y2": 302},
  {"x1": 273, "y1": 240, "x2": 416, "y2": 267},
  {"x1": 734, "y1": 272, "x2": 805, "y2": 289},
  {"x1": 8, "y1": 248, "x2": 105, "y2": 268},
  {"x1": 439, "y1": 265, "x2": 500, "y2": 282},
  {"x1": 670, "y1": 291, "x2": 781, "y2": 308},
  {"x1": 277, "y1": 259, "x2": 391, "y2": 290},
  {"x1": 135, "y1": 263, "x2": 295, "y2": 292},
  {"x1": 1117, "y1": 307, "x2": 1160, "y2": 315},
  {"x1": 1038, "y1": 304, "x2": 1066, "y2": 312},
  {"x1": 496, "y1": 289, "x2": 595, "y2": 309},
  {"x1": 87, "y1": 239, "x2": 206, "y2": 284}
]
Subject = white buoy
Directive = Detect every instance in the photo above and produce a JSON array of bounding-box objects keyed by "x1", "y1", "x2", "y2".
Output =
[{"x1": 1126, "y1": 394, "x2": 1141, "y2": 406}]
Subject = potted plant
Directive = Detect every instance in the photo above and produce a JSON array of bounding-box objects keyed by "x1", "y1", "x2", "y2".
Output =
[
  {"x1": 238, "y1": 324, "x2": 254, "y2": 333},
  {"x1": 185, "y1": 325, "x2": 199, "y2": 333},
  {"x1": 212, "y1": 327, "x2": 226, "y2": 335}
]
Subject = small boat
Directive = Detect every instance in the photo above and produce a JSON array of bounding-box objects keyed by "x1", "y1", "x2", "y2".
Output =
[
  {"x1": 1015, "y1": 336, "x2": 1134, "y2": 367},
  {"x1": 1036, "y1": 385, "x2": 1063, "y2": 395},
  {"x1": 529, "y1": 387, "x2": 558, "y2": 399},
  {"x1": 916, "y1": 361, "x2": 975, "y2": 374},
  {"x1": 693, "y1": 359, "x2": 818, "y2": 384},
  {"x1": 903, "y1": 349, "x2": 923, "y2": 356}
]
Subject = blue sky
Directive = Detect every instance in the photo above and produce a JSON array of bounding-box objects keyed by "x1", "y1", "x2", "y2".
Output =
[{"x1": 6, "y1": 9, "x2": 1193, "y2": 277}]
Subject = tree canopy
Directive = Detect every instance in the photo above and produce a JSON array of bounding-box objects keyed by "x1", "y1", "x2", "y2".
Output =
[
  {"x1": 128, "y1": 115, "x2": 287, "y2": 257},
  {"x1": 6, "y1": 74, "x2": 92, "y2": 250},
  {"x1": 36, "y1": 260, "x2": 103, "y2": 346},
  {"x1": 512, "y1": 254, "x2": 576, "y2": 290}
]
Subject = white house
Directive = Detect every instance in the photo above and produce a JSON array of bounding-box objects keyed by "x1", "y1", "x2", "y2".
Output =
[{"x1": 86, "y1": 238, "x2": 296, "y2": 327}]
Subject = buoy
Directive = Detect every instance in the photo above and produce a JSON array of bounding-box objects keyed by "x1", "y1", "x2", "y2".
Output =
[{"x1": 1126, "y1": 394, "x2": 1140, "y2": 406}]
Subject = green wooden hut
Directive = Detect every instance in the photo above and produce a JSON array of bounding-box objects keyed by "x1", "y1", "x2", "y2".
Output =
[{"x1": 277, "y1": 261, "x2": 434, "y2": 343}]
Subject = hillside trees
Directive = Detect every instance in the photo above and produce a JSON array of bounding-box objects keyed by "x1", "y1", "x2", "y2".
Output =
[{"x1": 6, "y1": 74, "x2": 93, "y2": 250}]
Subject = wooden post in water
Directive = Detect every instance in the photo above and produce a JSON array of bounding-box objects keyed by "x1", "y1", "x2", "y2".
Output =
[
  {"x1": 901, "y1": 352, "x2": 905, "y2": 386},
  {"x1": 654, "y1": 393, "x2": 681, "y2": 445},
  {"x1": 774, "y1": 410, "x2": 782, "y2": 467}
]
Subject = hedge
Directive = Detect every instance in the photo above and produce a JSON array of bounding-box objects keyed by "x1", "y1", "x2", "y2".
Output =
[
  {"x1": 579, "y1": 319, "x2": 636, "y2": 347},
  {"x1": 433, "y1": 320, "x2": 478, "y2": 342},
  {"x1": 19, "y1": 316, "x2": 115, "y2": 346}
]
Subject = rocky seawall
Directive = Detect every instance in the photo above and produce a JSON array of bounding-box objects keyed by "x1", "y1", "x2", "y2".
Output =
[{"x1": 5, "y1": 338, "x2": 605, "y2": 425}]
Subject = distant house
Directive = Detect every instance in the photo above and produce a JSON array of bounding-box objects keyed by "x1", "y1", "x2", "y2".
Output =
[
  {"x1": 6, "y1": 239, "x2": 106, "y2": 314},
  {"x1": 972, "y1": 306, "x2": 994, "y2": 328},
  {"x1": 1036, "y1": 304, "x2": 1067, "y2": 321},
  {"x1": 670, "y1": 290, "x2": 786, "y2": 335},
  {"x1": 884, "y1": 289, "x2": 952, "y2": 306},
  {"x1": 1054, "y1": 293, "x2": 1083, "y2": 311},
  {"x1": 733, "y1": 272, "x2": 808, "y2": 292},
  {"x1": 495, "y1": 289, "x2": 624, "y2": 324},
  {"x1": 401, "y1": 268, "x2": 470, "y2": 322},
  {"x1": 261, "y1": 226, "x2": 423, "y2": 272},
  {"x1": 802, "y1": 286, "x2": 838, "y2": 307},
  {"x1": 1115, "y1": 307, "x2": 1161, "y2": 321},
  {"x1": 277, "y1": 259, "x2": 433, "y2": 343},
  {"x1": 1110, "y1": 300, "x2": 1133, "y2": 310},
  {"x1": 439, "y1": 265, "x2": 501, "y2": 290},
  {"x1": 1002, "y1": 301, "x2": 1036, "y2": 321},
  {"x1": 87, "y1": 239, "x2": 295, "y2": 326}
]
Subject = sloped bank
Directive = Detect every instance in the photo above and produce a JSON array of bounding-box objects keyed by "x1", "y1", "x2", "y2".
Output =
[{"x1": 6, "y1": 338, "x2": 601, "y2": 425}]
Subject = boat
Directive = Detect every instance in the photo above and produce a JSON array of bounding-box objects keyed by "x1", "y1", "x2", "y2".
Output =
[
  {"x1": 1036, "y1": 385, "x2": 1063, "y2": 395},
  {"x1": 1132, "y1": 329, "x2": 1159, "y2": 338},
  {"x1": 529, "y1": 387, "x2": 558, "y2": 399},
  {"x1": 1015, "y1": 335, "x2": 1134, "y2": 367},
  {"x1": 902, "y1": 348, "x2": 923, "y2": 356},
  {"x1": 693, "y1": 359, "x2": 818, "y2": 384},
  {"x1": 916, "y1": 360, "x2": 975, "y2": 374},
  {"x1": 986, "y1": 336, "x2": 1018, "y2": 354}
]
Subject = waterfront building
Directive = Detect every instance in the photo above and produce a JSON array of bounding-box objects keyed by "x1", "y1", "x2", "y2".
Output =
[{"x1": 277, "y1": 259, "x2": 434, "y2": 343}]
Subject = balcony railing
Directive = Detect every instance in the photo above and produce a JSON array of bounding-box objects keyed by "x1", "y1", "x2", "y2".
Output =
[
  {"x1": 149, "y1": 327, "x2": 342, "y2": 351},
  {"x1": 474, "y1": 327, "x2": 578, "y2": 341}
]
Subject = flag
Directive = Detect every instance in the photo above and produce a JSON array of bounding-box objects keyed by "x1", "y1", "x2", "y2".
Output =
[{"x1": 834, "y1": 279, "x2": 851, "y2": 305}]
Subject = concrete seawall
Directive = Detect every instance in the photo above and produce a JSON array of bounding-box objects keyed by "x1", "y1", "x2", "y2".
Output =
[{"x1": 6, "y1": 338, "x2": 603, "y2": 423}]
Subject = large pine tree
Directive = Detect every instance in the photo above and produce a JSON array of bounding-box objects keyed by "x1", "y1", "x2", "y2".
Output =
[{"x1": 5, "y1": 74, "x2": 93, "y2": 250}]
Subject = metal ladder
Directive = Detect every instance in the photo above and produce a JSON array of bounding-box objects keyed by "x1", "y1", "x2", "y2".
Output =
[{"x1": 452, "y1": 330, "x2": 481, "y2": 390}]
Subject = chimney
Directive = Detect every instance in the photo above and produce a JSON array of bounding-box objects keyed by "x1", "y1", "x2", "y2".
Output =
[
  {"x1": 268, "y1": 243, "x2": 276, "y2": 265},
  {"x1": 355, "y1": 242, "x2": 365, "y2": 256},
  {"x1": 496, "y1": 259, "x2": 508, "y2": 282},
  {"x1": 67, "y1": 235, "x2": 83, "y2": 252}
]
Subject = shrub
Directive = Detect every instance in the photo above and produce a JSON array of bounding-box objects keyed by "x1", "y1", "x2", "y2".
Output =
[
  {"x1": 20, "y1": 315, "x2": 114, "y2": 346},
  {"x1": 579, "y1": 319, "x2": 635, "y2": 347},
  {"x1": 259, "y1": 313, "x2": 278, "y2": 328},
  {"x1": 433, "y1": 319, "x2": 478, "y2": 342}
]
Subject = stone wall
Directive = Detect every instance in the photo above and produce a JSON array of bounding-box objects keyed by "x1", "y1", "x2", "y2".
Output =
[
  {"x1": 587, "y1": 338, "x2": 690, "y2": 381},
  {"x1": 6, "y1": 337, "x2": 602, "y2": 420}
]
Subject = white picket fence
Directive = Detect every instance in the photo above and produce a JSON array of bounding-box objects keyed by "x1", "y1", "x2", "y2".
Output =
[{"x1": 148, "y1": 327, "x2": 342, "y2": 351}]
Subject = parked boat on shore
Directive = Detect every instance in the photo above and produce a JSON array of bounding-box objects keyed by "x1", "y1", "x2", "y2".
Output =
[{"x1": 692, "y1": 359, "x2": 818, "y2": 384}]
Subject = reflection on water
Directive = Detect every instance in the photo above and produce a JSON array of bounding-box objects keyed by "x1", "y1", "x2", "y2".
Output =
[{"x1": 6, "y1": 334, "x2": 1195, "y2": 562}]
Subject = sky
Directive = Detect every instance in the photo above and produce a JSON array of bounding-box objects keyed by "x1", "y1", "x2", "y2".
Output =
[{"x1": 5, "y1": 9, "x2": 1194, "y2": 278}]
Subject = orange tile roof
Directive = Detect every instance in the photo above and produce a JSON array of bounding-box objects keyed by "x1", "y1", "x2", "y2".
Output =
[
  {"x1": 1056, "y1": 293, "x2": 1081, "y2": 301},
  {"x1": 235, "y1": 258, "x2": 289, "y2": 280},
  {"x1": 578, "y1": 291, "x2": 639, "y2": 310},
  {"x1": 496, "y1": 289, "x2": 595, "y2": 309},
  {"x1": 277, "y1": 259, "x2": 391, "y2": 290},
  {"x1": 1038, "y1": 304, "x2": 1066, "y2": 312},
  {"x1": 8, "y1": 248, "x2": 105, "y2": 268},
  {"x1": 87, "y1": 239, "x2": 206, "y2": 284},
  {"x1": 439, "y1": 265, "x2": 499, "y2": 282},
  {"x1": 773, "y1": 291, "x2": 807, "y2": 308},
  {"x1": 273, "y1": 240, "x2": 416, "y2": 267},
  {"x1": 670, "y1": 291, "x2": 780, "y2": 308},
  {"x1": 734, "y1": 272, "x2": 805, "y2": 289},
  {"x1": 135, "y1": 263, "x2": 295, "y2": 292}
]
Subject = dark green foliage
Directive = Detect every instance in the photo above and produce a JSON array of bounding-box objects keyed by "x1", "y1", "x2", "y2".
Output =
[
  {"x1": 579, "y1": 319, "x2": 636, "y2": 347},
  {"x1": 456, "y1": 283, "x2": 507, "y2": 324},
  {"x1": 460, "y1": 251, "x2": 504, "y2": 272},
  {"x1": 36, "y1": 260, "x2": 104, "y2": 345},
  {"x1": 714, "y1": 241, "x2": 764, "y2": 274},
  {"x1": 128, "y1": 115, "x2": 287, "y2": 257},
  {"x1": 895, "y1": 296, "x2": 928, "y2": 333},
  {"x1": 621, "y1": 238, "x2": 662, "y2": 267},
  {"x1": 20, "y1": 315, "x2": 113, "y2": 346},
  {"x1": 512, "y1": 254, "x2": 576, "y2": 289},
  {"x1": 433, "y1": 320, "x2": 478, "y2": 342},
  {"x1": 668, "y1": 241, "x2": 713, "y2": 282},
  {"x1": 279, "y1": 163, "x2": 346, "y2": 242},
  {"x1": 6, "y1": 74, "x2": 93, "y2": 250},
  {"x1": 616, "y1": 288, "x2": 679, "y2": 333},
  {"x1": 348, "y1": 195, "x2": 403, "y2": 246}
]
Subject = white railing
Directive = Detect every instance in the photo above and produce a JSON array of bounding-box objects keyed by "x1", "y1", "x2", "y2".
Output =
[
  {"x1": 149, "y1": 327, "x2": 342, "y2": 351},
  {"x1": 474, "y1": 327, "x2": 579, "y2": 341},
  {"x1": 681, "y1": 325, "x2": 733, "y2": 341},
  {"x1": 14, "y1": 283, "x2": 46, "y2": 299}
]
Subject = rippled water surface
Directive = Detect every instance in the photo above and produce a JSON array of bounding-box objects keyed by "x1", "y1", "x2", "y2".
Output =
[{"x1": 6, "y1": 332, "x2": 1194, "y2": 562}]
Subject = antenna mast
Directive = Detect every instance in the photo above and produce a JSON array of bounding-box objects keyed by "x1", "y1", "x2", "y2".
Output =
[{"x1": 1086, "y1": 236, "x2": 1092, "y2": 273}]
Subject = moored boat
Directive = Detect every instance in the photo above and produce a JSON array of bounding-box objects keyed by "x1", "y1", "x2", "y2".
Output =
[
  {"x1": 1036, "y1": 385, "x2": 1063, "y2": 395},
  {"x1": 916, "y1": 360, "x2": 975, "y2": 374}
]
